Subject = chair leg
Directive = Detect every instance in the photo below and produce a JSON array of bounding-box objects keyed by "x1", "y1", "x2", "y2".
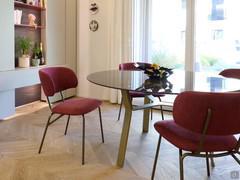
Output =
[
  {"x1": 117, "y1": 97, "x2": 123, "y2": 121},
  {"x1": 206, "y1": 152, "x2": 210, "y2": 177},
  {"x1": 210, "y1": 152, "x2": 215, "y2": 167},
  {"x1": 98, "y1": 107, "x2": 104, "y2": 143},
  {"x1": 82, "y1": 115, "x2": 85, "y2": 165},
  {"x1": 158, "y1": 97, "x2": 164, "y2": 120},
  {"x1": 179, "y1": 149, "x2": 184, "y2": 180},
  {"x1": 231, "y1": 153, "x2": 240, "y2": 165},
  {"x1": 38, "y1": 114, "x2": 53, "y2": 154},
  {"x1": 151, "y1": 108, "x2": 153, "y2": 120},
  {"x1": 151, "y1": 135, "x2": 162, "y2": 180},
  {"x1": 160, "y1": 106, "x2": 164, "y2": 120},
  {"x1": 64, "y1": 115, "x2": 70, "y2": 135}
]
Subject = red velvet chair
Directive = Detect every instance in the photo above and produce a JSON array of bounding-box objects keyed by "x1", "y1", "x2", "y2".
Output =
[
  {"x1": 219, "y1": 68, "x2": 240, "y2": 79},
  {"x1": 118, "y1": 62, "x2": 165, "y2": 120},
  {"x1": 151, "y1": 91, "x2": 240, "y2": 180},
  {"x1": 38, "y1": 67, "x2": 104, "y2": 165}
]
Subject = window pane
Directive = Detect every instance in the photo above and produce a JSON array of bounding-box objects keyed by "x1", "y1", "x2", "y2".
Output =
[
  {"x1": 195, "y1": 0, "x2": 240, "y2": 72},
  {"x1": 149, "y1": 0, "x2": 186, "y2": 69}
]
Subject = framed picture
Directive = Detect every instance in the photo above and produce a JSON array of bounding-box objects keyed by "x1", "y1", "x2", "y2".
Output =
[{"x1": 89, "y1": 20, "x2": 99, "y2": 32}]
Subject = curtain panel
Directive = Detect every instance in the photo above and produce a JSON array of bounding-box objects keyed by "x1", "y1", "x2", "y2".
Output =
[
  {"x1": 77, "y1": 0, "x2": 134, "y2": 104},
  {"x1": 107, "y1": 0, "x2": 134, "y2": 103}
]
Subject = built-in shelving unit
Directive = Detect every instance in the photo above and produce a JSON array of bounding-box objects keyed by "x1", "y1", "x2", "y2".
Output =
[
  {"x1": 15, "y1": 24, "x2": 45, "y2": 29},
  {"x1": 14, "y1": 1, "x2": 46, "y2": 31},
  {"x1": 0, "y1": 0, "x2": 77, "y2": 118},
  {"x1": 14, "y1": 0, "x2": 47, "y2": 106},
  {"x1": 14, "y1": 1, "x2": 46, "y2": 11}
]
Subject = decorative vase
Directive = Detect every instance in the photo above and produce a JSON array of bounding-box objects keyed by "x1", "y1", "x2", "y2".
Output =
[
  {"x1": 19, "y1": 55, "x2": 30, "y2": 68},
  {"x1": 148, "y1": 74, "x2": 161, "y2": 80},
  {"x1": 31, "y1": 58, "x2": 40, "y2": 66}
]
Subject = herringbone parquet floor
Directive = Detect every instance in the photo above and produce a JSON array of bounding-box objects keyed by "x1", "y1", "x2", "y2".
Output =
[{"x1": 0, "y1": 100, "x2": 239, "y2": 180}]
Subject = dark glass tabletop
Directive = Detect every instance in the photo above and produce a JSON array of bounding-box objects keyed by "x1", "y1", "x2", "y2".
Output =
[{"x1": 87, "y1": 70, "x2": 240, "y2": 94}]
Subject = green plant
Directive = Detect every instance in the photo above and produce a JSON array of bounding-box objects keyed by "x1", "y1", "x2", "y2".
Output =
[
  {"x1": 16, "y1": 37, "x2": 32, "y2": 56},
  {"x1": 32, "y1": 44, "x2": 40, "y2": 58},
  {"x1": 200, "y1": 54, "x2": 220, "y2": 68},
  {"x1": 151, "y1": 50, "x2": 184, "y2": 69}
]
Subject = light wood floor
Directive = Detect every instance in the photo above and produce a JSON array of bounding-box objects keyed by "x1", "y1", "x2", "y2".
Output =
[{"x1": 0, "y1": 100, "x2": 239, "y2": 180}]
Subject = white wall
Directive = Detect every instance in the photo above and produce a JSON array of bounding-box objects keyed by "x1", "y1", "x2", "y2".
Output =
[
  {"x1": 77, "y1": 0, "x2": 111, "y2": 99},
  {"x1": 46, "y1": 0, "x2": 77, "y2": 69},
  {"x1": 46, "y1": 0, "x2": 66, "y2": 65},
  {"x1": 0, "y1": 0, "x2": 15, "y2": 119},
  {"x1": 78, "y1": 0, "x2": 90, "y2": 97},
  {"x1": 0, "y1": 1, "x2": 14, "y2": 72}
]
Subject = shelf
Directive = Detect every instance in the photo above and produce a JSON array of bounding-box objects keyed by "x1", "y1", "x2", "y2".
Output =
[
  {"x1": 15, "y1": 65, "x2": 46, "y2": 71},
  {"x1": 15, "y1": 24, "x2": 45, "y2": 29},
  {"x1": 14, "y1": 1, "x2": 46, "y2": 11}
]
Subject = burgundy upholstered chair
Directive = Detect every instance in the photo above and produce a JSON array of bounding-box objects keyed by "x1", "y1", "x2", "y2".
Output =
[
  {"x1": 38, "y1": 67, "x2": 104, "y2": 165},
  {"x1": 151, "y1": 91, "x2": 240, "y2": 180},
  {"x1": 219, "y1": 68, "x2": 240, "y2": 79},
  {"x1": 118, "y1": 62, "x2": 165, "y2": 121}
]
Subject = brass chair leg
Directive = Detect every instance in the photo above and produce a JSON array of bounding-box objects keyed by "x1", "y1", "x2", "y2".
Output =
[
  {"x1": 117, "y1": 97, "x2": 123, "y2": 121},
  {"x1": 82, "y1": 115, "x2": 85, "y2": 165},
  {"x1": 38, "y1": 113, "x2": 53, "y2": 154},
  {"x1": 98, "y1": 107, "x2": 104, "y2": 143},
  {"x1": 151, "y1": 135, "x2": 162, "y2": 180},
  {"x1": 158, "y1": 97, "x2": 164, "y2": 120},
  {"x1": 206, "y1": 152, "x2": 210, "y2": 177},
  {"x1": 179, "y1": 149, "x2": 184, "y2": 180},
  {"x1": 64, "y1": 115, "x2": 70, "y2": 135}
]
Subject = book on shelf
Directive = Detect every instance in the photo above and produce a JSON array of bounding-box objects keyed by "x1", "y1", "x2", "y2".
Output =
[{"x1": 14, "y1": 10, "x2": 22, "y2": 25}]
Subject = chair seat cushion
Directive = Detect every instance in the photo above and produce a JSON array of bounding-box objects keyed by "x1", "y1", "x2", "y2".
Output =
[
  {"x1": 129, "y1": 91, "x2": 164, "y2": 98},
  {"x1": 154, "y1": 120, "x2": 237, "y2": 152},
  {"x1": 52, "y1": 98, "x2": 102, "y2": 115},
  {"x1": 129, "y1": 91, "x2": 146, "y2": 97}
]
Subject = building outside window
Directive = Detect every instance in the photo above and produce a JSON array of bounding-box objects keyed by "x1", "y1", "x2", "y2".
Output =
[{"x1": 210, "y1": 0, "x2": 225, "y2": 21}]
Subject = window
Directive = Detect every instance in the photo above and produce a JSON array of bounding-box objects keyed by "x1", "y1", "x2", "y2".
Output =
[
  {"x1": 196, "y1": 0, "x2": 240, "y2": 71},
  {"x1": 134, "y1": 0, "x2": 240, "y2": 73},
  {"x1": 149, "y1": 0, "x2": 186, "y2": 69},
  {"x1": 212, "y1": 29, "x2": 224, "y2": 40}
]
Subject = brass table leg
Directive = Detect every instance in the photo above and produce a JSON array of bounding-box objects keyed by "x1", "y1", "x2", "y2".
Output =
[
  {"x1": 117, "y1": 90, "x2": 132, "y2": 167},
  {"x1": 143, "y1": 96, "x2": 151, "y2": 133}
]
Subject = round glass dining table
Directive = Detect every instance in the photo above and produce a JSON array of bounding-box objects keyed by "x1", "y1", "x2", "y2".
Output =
[{"x1": 87, "y1": 70, "x2": 240, "y2": 167}]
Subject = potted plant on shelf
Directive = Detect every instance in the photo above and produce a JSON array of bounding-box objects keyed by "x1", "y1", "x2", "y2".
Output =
[
  {"x1": 32, "y1": 44, "x2": 40, "y2": 66},
  {"x1": 16, "y1": 37, "x2": 32, "y2": 68}
]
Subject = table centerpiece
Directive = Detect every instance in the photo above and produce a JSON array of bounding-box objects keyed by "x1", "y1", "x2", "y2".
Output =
[{"x1": 134, "y1": 63, "x2": 173, "y2": 79}]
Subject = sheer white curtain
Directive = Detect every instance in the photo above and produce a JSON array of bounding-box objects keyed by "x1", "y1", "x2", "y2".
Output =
[
  {"x1": 107, "y1": 0, "x2": 134, "y2": 103},
  {"x1": 77, "y1": 0, "x2": 134, "y2": 102},
  {"x1": 133, "y1": 0, "x2": 151, "y2": 62}
]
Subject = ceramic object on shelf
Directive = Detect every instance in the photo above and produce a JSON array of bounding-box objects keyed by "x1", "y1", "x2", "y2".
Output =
[
  {"x1": 19, "y1": 55, "x2": 30, "y2": 68},
  {"x1": 31, "y1": 58, "x2": 40, "y2": 66}
]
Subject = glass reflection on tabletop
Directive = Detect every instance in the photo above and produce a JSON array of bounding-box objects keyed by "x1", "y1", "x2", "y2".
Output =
[
  {"x1": 135, "y1": 77, "x2": 173, "y2": 94},
  {"x1": 87, "y1": 70, "x2": 240, "y2": 94}
]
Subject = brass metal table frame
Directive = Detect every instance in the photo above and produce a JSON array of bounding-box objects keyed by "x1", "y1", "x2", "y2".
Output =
[{"x1": 117, "y1": 89, "x2": 163, "y2": 167}]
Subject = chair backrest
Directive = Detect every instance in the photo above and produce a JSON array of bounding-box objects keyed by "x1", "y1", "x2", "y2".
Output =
[
  {"x1": 119, "y1": 62, "x2": 151, "y2": 71},
  {"x1": 173, "y1": 91, "x2": 240, "y2": 135},
  {"x1": 39, "y1": 67, "x2": 78, "y2": 97},
  {"x1": 219, "y1": 68, "x2": 240, "y2": 79}
]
